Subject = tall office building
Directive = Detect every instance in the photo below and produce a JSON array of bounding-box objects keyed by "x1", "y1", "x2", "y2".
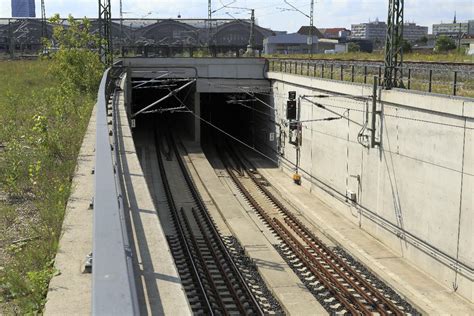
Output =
[
  {"x1": 351, "y1": 20, "x2": 387, "y2": 43},
  {"x1": 11, "y1": 0, "x2": 36, "y2": 18}
]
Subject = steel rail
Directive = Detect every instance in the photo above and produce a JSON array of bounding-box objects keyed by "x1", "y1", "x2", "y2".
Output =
[
  {"x1": 92, "y1": 66, "x2": 139, "y2": 315},
  {"x1": 220, "y1": 150, "x2": 366, "y2": 314},
  {"x1": 191, "y1": 208, "x2": 247, "y2": 315},
  {"x1": 238, "y1": 149, "x2": 404, "y2": 314},
  {"x1": 180, "y1": 209, "x2": 227, "y2": 314},
  {"x1": 158, "y1": 127, "x2": 263, "y2": 315},
  {"x1": 233, "y1": 147, "x2": 401, "y2": 314},
  {"x1": 168, "y1": 134, "x2": 265, "y2": 316},
  {"x1": 154, "y1": 128, "x2": 215, "y2": 316},
  {"x1": 222, "y1": 144, "x2": 408, "y2": 315}
]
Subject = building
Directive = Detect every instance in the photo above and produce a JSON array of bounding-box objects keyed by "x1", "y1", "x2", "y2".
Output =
[
  {"x1": 469, "y1": 20, "x2": 474, "y2": 35},
  {"x1": 433, "y1": 22, "x2": 469, "y2": 37},
  {"x1": 11, "y1": 0, "x2": 36, "y2": 17},
  {"x1": 320, "y1": 28, "x2": 351, "y2": 40},
  {"x1": 352, "y1": 20, "x2": 428, "y2": 43},
  {"x1": 263, "y1": 33, "x2": 318, "y2": 54},
  {"x1": 297, "y1": 26, "x2": 324, "y2": 38},
  {"x1": 403, "y1": 23, "x2": 428, "y2": 42},
  {"x1": 351, "y1": 20, "x2": 387, "y2": 43}
]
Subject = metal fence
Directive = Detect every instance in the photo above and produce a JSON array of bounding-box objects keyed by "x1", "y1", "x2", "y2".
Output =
[
  {"x1": 93, "y1": 63, "x2": 139, "y2": 315},
  {"x1": 268, "y1": 58, "x2": 474, "y2": 97}
]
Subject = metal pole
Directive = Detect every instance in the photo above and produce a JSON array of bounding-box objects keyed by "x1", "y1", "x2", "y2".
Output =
[
  {"x1": 371, "y1": 76, "x2": 378, "y2": 148},
  {"x1": 120, "y1": 0, "x2": 124, "y2": 50},
  {"x1": 428, "y1": 69, "x2": 433, "y2": 93},
  {"x1": 453, "y1": 71, "x2": 458, "y2": 96},
  {"x1": 8, "y1": 19, "x2": 14, "y2": 59},
  {"x1": 41, "y1": 0, "x2": 47, "y2": 40},
  {"x1": 407, "y1": 68, "x2": 411, "y2": 89},
  {"x1": 309, "y1": 0, "x2": 314, "y2": 58},
  {"x1": 246, "y1": 9, "x2": 256, "y2": 56}
]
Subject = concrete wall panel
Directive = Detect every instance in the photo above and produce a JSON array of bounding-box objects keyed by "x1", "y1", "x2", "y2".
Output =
[{"x1": 268, "y1": 72, "x2": 473, "y2": 302}]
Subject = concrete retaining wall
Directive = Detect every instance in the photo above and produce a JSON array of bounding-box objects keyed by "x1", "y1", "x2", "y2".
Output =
[{"x1": 267, "y1": 72, "x2": 473, "y2": 302}]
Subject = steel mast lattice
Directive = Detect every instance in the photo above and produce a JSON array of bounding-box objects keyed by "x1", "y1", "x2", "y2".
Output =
[
  {"x1": 383, "y1": 0, "x2": 404, "y2": 89},
  {"x1": 40, "y1": 0, "x2": 47, "y2": 40},
  {"x1": 98, "y1": 0, "x2": 113, "y2": 66}
]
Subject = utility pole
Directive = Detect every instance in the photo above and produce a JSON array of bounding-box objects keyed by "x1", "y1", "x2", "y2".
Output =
[
  {"x1": 8, "y1": 19, "x2": 14, "y2": 59},
  {"x1": 246, "y1": 9, "x2": 256, "y2": 56},
  {"x1": 98, "y1": 0, "x2": 113, "y2": 66},
  {"x1": 40, "y1": 0, "x2": 47, "y2": 40},
  {"x1": 207, "y1": 0, "x2": 212, "y2": 47},
  {"x1": 309, "y1": 0, "x2": 314, "y2": 58},
  {"x1": 383, "y1": 0, "x2": 404, "y2": 89},
  {"x1": 120, "y1": 0, "x2": 124, "y2": 43}
]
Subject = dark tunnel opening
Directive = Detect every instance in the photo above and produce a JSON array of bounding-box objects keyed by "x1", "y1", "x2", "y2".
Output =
[{"x1": 130, "y1": 80, "x2": 279, "y2": 162}]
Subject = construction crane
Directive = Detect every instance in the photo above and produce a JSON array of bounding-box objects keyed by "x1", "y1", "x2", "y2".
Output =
[
  {"x1": 98, "y1": 0, "x2": 113, "y2": 65},
  {"x1": 383, "y1": 0, "x2": 404, "y2": 89}
]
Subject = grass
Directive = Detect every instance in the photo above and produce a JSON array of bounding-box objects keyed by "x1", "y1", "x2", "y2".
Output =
[
  {"x1": 264, "y1": 51, "x2": 474, "y2": 63},
  {"x1": 269, "y1": 59, "x2": 474, "y2": 98},
  {"x1": 0, "y1": 59, "x2": 97, "y2": 314}
]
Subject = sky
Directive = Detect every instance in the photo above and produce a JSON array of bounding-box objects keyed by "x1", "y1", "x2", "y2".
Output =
[{"x1": 0, "y1": 0, "x2": 473, "y2": 32}]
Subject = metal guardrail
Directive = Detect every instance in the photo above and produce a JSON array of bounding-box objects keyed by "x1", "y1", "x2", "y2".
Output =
[
  {"x1": 93, "y1": 65, "x2": 139, "y2": 315},
  {"x1": 268, "y1": 58, "x2": 474, "y2": 97}
]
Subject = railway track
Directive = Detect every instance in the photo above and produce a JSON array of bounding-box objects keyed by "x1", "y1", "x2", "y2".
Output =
[
  {"x1": 153, "y1": 125, "x2": 279, "y2": 315},
  {"x1": 219, "y1": 142, "x2": 419, "y2": 315}
]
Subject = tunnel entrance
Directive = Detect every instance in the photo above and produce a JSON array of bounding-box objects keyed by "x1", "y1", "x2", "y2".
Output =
[
  {"x1": 200, "y1": 92, "x2": 277, "y2": 159},
  {"x1": 129, "y1": 75, "x2": 278, "y2": 163}
]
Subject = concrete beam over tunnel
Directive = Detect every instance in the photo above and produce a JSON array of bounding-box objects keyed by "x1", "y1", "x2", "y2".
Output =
[
  {"x1": 124, "y1": 57, "x2": 271, "y2": 143},
  {"x1": 123, "y1": 57, "x2": 271, "y2": 93}
]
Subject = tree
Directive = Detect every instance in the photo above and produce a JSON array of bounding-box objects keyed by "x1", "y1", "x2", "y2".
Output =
[
  {"x1": 435, "y1": 35, "x2": 456, "y2": 52},
  {"x1": 348, "y1": 42, "x2": 360, "y2": 53},
  {"x1": 419, "y1": 36, "x2": 428, "y2": 45},
  {"x1": 401, "y1": 39, "x2": 412, "y2": 53},
  {"x1": 45, "y1": 15, "x2": 103, "y2": 94}
]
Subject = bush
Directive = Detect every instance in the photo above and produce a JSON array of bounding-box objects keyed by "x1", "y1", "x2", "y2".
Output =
[
  {"x1": 348, "y1": 42, "x2": 361, "y2": 53},
  {"x1": 435, "y1": 35, "x2": 457, "y2": 52},
  {"x1": 402, "y1": 40, "x2": 412, "y2": 53},
  {"x1": 0, "y1": 15, "x2": 103, "y2": 314}
]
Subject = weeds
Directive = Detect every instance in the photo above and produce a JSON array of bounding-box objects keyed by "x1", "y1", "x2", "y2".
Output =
[
  {"x1": 0, "y1": 15, "x2": 102, "y2": 314},
  {"x1": 265, "y1": 51, "x2": 474, "y2": 63}
]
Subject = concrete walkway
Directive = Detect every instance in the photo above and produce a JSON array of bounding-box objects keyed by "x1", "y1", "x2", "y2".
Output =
[
  {"x1": 44, "y1": 106, "x2": 96, "y2": 315},
  {"x1": 45, "y1": 91, "x2": 192, "y2": 315},
  {"x1": 116, "y1": 91, "x2": 191, "y2": 316},
  {"x1": 249, "y1": 155, "x2": 474, "y2": 315},
  {"x1": 182, "y1": 141, "x2": 328, "y2": 315}
]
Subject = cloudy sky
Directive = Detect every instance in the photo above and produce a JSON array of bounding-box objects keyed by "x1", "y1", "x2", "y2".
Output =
[{"x1": 0, "y1": 0, "x2": 472, "y2": 32}]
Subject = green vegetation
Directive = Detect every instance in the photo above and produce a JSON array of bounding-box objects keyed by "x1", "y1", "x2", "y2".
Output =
[
  {"x1": 347, "y1": 42, "x2": 361, "y2": 53},
  {"x1": 0, "y1": 15, "x2": 102, "y2": 314},
  {"x1": 265, "y1": 50, "x2": 473, "y2": 63},
  {"x1": 401, "y1": 40, "x2": 412, "y2": 54},
  {"x1": 435, "y1": 35, "x2": 457, "y2": 53},
  {"x1": 269, "y1": 60, "x2": 474, "y2": 98}
]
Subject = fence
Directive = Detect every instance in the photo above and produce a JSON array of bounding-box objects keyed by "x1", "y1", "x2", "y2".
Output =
[
  {"x1": 268, "y1": 58, "x2": 474, "y2": 97},
  {"x1": 93, "y1": 63, "x2": 139, "y2": 315}
]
